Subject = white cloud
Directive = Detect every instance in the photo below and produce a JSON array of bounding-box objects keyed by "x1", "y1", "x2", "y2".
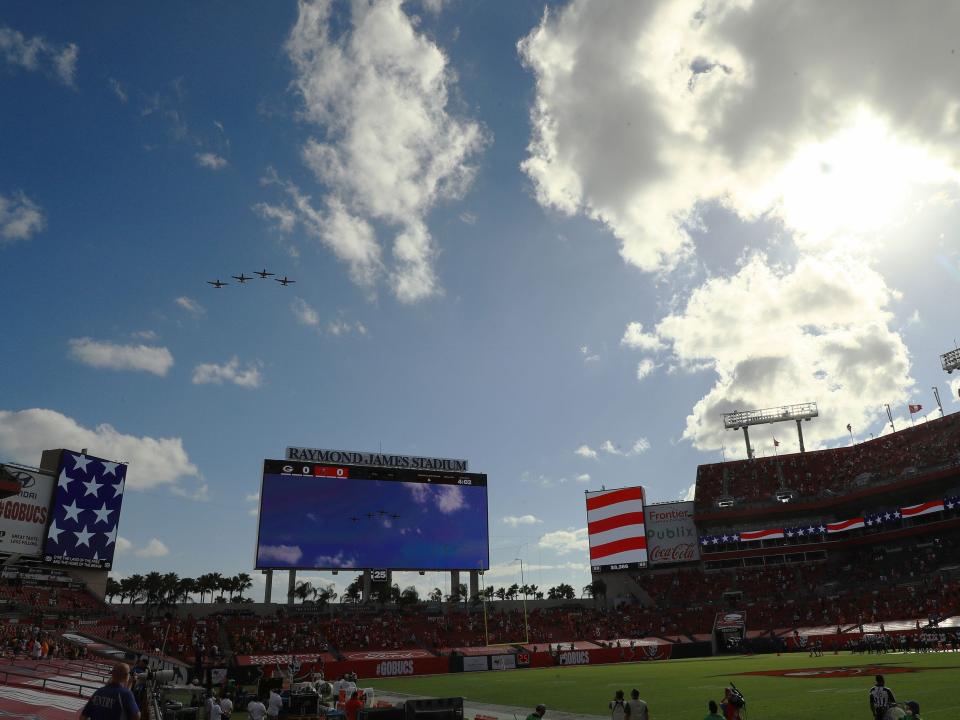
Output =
[
  {"x1": 131, "y1": 330, "x2": 157, "y2": 341},
  {"x1": 68, "y1": 338, "x2": 174, "y2": 376},
  {"x1": 271, "y1": 0, "x2": 486, "y2": 302},
  {"x1": 0, "y1": 408, "x2": 200, "y2": 492},
  {"x1": 253, "y1": 201, "x2": 298, "y2": 234},
  {"x1": 115, "y1": 537, "x2": 132, "y2": 554},
  {"x1": 0, "y1": 191, "x2": 45, "y2": 244},
  {"x1": 600, "y1": 440, "x2": 623, "y2": 456},
  {"x1": 259, "y1": 544, "x2": 303, "y2": 565},
  {"x1": 538, "y1": 528, "x2": 589, "y2": 555},
  {"x1": 949, "y1": 379, "x2": 960, "y2": 404},
  {"x1": 656, "y1": 253, "x2": 912, "y2": 453},
  {"x1": 580, "y1": 345, "x2": 600, "y2": 363},
  {"x1": 435, "y1": 484, "x2": 466, "y2": 514},
  {"x1": 519, "y1": 1, "x2": 960, "y2": 273},
  {"x1": 192, "y1": 357, "x2": 263, "y2": 388},
  {"x1": 520, "y1": 2, "x2": 960, "y2": 453},
  {"x1": 575, "y1": 473, "x2": 591, "y2": 483},
  {"x1": 621, "y1": 322, "x2": 664, "y2": 352},
  {"x1": 574, "y1": 444, "x2": 597, "y2": 459},
  {"x1": 483, "y1": 560, "x2": 588, "y2": 580},
  {"x1": 108, "y1": 77, "x2": 127, "y2": 103},
  {"x1": 0, "y1": 25, "x2": 78, "y2": 86},
  {"x1": 291, "y1": 298, "x2": 320, "y2": 327},
  {"x1": 502, "y1": 514, "x2": 542, "y2": 527},
  {"x1": 134, "y1": 538, "x2": 169, "y2": 558},
  {"x1": 195, "y1": 152, "x2": 228, "y2": 170},
  {"x1": 327, "y1": 317, "x2": 367, "y2": 336},
  {"x1": 631, "y1": 437, "x2": 651, "y2": 455},
  {"x1": 636, "y1": 358, "x2": 658, "y2": 380},
  {"x1": 175, "y1": 296, "x2": 205, "y2": 317},
  {"x1": 314, "y1": 551, "x2": 357, "y2": 568}
]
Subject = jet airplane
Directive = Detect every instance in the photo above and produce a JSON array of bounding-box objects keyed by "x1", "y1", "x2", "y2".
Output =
[
  {"x1": 275, "y1": 276, "x2": 296, "y2": 286},
  {"x1": 255, "y1": 269, "x2": 275, "y2": 279},
  {"x1": 232, "y1": 273, "x2": 252, "y2": 284},
  {"x1": 207, "y1": 279, "x2": 228, "y2": 288}
]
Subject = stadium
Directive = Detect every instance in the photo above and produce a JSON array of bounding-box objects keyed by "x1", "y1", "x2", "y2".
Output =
[
  {"x1": 3, "y1": 389, "x2": 960, "y2": 720},
  {"x1": 7, "y1": 3, "x2": 960, "y2": 720}
]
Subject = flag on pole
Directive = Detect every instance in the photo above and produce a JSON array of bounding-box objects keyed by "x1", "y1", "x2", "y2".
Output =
[
  {"x1": 772, "y1": 438, "x2": 779, "y2": 447},
  {"x1": 901, "y1": 500, "x2": 944, "y2": 518},
  {"x1": 846, "y1": 423, "x2": 852, "y2": 432},
  {"x1": 909, "y1": 404, "x2": 922, "y2": 414},
  {"x1": 826, "y1": 517, "x2": 864, "y2": 533}
]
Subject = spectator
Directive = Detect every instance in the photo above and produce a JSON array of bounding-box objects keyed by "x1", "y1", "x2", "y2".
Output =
[
  {"x1": 526, "y1": 705, "x2": 546, "y2": 720},
  {"x1": 344, "y1": 691, "x2": 364, "y2": 720},
  {"x1": 628, "y1": 689, "x2": 648, "y2": 720},
  {"x1": 80, "y1": 663, "x2": 141, "y2": 720},
  {"x1": 704, "y1": 701, "x2": 723, "y2": 720},
  {"x1": 247, "y1": 697, "x2": 267, "y2": 720},
  {"x1": 904, "y1": 701, "x2": 920, "y2": 720},
  {"x1": 267, "y1": 689, "x2": 283, "y2": 720},
  {"x1": 610, "y1": 690, "x2": 630, "y2": 720}
]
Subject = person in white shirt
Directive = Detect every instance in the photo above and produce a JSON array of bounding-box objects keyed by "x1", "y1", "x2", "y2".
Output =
[
  {"x1": 627, "y1": 689, "x2": 648, "y2": 720},
  {"x1": 247, "y1": 699, "x2": 267, "y2": 720},
  {"x1": 206, "y1": 696, "x2": 222, "y2": 720},
  {"x1": 267, "y1": 690, "x2": 283, "y2": 719},
  {"x1": 219, "y1": 697, "x2": 233, "y2": 720}
]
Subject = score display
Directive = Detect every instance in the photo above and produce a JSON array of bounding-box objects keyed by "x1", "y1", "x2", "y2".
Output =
[{"x1": 255, "y1": 460, "x2": 489, "y2": 571}]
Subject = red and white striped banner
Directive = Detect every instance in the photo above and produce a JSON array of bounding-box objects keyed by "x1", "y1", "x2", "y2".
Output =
[
  {"x1": 738, "y1": 528, "x2": 783, "y2": 542},
  {"x1": 826, "y1": 517, "x2": 864, "y2": 534},
  {"x1": 586, "y1": 486, "x2": 647, "y2": 565},
  {"x1": 901, "y1": 500, "x2": 944, "y2": 518}
]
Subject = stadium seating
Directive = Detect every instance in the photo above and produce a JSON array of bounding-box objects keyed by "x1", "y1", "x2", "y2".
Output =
[{"x1": 694, "y1": 412, "x2": 960, "y2": 509}]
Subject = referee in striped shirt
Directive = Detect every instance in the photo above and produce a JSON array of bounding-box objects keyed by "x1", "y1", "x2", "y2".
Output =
[{"x1": 869, "y1": 675, "x2": 897, "y2": 720}]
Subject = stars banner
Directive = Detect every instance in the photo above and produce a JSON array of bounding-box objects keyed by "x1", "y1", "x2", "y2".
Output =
[{"x1": 43, "y1": 451, "x2": 126, "y2": 569}]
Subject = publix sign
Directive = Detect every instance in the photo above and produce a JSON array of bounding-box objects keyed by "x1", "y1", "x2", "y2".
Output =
[{"x1": 644, "y1": 501, "x2": 700, "y2": 566}]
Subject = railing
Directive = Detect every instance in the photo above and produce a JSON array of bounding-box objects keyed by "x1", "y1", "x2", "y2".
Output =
[{"x1": 0, "y1": 667, "x2": 97, "y2": 697}]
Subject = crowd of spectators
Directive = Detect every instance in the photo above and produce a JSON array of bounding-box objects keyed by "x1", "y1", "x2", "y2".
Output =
[
  {"x1": 0, "y1": 583, "x2": 104, "y2": 613},
  {"x1": 695, "y1": 412, "x2": 960, "y2": 508}
]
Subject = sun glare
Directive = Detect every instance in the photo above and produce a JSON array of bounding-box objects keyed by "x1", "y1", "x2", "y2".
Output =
[{"x1": 773, "y1": 110, "x2": 958, "y2": 250}]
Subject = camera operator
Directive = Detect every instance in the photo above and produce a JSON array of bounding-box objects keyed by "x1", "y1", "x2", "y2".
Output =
[{"x1": 81, "y1": 663, "x2": 141, "y2": 720}]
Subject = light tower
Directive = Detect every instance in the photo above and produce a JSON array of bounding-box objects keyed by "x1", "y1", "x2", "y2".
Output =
[
  {"x1": 941, "y1": 347, "x2": 960, "y2": 374},
  {"x1": 722, "y1": 402, "x2": 818, "y2": 459}
]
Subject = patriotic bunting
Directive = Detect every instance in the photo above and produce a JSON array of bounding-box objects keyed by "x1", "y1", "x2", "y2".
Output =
[
  {"x1": 700, "y1": 493, "x2": 958, "y2": 550},
  {"x1": 901, "y1": 499, "x2": 945, "y2": 518}
]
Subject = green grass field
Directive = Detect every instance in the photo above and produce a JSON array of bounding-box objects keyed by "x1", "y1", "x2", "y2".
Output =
[{"x1": 366, "y1": 652, "x2": 960, "y2": 719}]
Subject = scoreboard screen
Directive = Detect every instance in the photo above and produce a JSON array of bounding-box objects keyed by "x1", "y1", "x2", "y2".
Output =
[{"x1": 255, "y1": 460, "x2": 489, "y2": 571}]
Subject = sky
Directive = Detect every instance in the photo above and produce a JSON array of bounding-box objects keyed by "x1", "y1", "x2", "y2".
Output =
[{"x1": 2, "y1": 0, "x2": 960, "y2": 601}]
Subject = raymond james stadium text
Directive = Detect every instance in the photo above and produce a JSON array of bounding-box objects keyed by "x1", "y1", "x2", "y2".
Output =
[{"x1": 286, "y1": 448, "x2": 467, "y2": 471}]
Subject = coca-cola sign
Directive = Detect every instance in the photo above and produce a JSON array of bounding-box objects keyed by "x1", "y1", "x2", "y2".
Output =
[{"x1": 644, "y1": 501, "x2": 700, "y2": 566}]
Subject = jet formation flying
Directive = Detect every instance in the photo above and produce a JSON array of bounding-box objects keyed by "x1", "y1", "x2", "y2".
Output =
[{"x1": 207, "y1": 269, "x2": 295, "y2": 288}]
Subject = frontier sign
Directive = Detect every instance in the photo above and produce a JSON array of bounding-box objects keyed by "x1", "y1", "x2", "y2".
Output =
[{"x1": 285, "y1": 447, "x2": 468, "y2": 472}]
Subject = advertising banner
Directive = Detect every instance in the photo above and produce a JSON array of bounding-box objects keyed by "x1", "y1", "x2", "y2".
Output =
[
  {"x1": 0, "y1": 466, "x2": 55, "y2": 557},
  {"x1": 462, "y1": 656, "x2": 489, "y2": 672},
  {"x1": 644, "y1": 501, "x2": 699, "y2": 565},
  {"x1": 491, "y1": 654, "x2": 516, "y2": 670}
]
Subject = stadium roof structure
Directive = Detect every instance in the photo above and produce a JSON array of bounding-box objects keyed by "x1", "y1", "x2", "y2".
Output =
[
  {"x1": 942, "y1": 347, "x2": 960, "y2": 374},
  {"x1": 722, "y1": 402, "x2": 818, "y2": 458}
]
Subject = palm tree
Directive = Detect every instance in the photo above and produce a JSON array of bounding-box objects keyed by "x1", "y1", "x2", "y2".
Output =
[
  {"x1": 399, "y1": 586, "x2": 420, "y2": 605},
  {"x1": 161, "y1": 572, "x2": 180, "y2": 605},
  {"x1": 429, "y1": 587, "x2": 443, "y2": 603},
  {"x1": 177, "y1": 577, "x2": 198, "y2": 603},
  {"x1": 316, "y1": 584, "x2": 337, "y2": 606},
  {"x1": 494, "y1": 587, "x2": 507, "y2": 601},
  {"x1": 506, "y1": 583, "x2": 519, "y2": 600},
  {"x1": 105, "y1": 577, "x2": 122, "y2": 603},
  {"x1": 294, "y1": 581, "x2": 315, "y2": 603},
  {"x1": 121, "y1": 574, "x2": 145, "y2": 604},
  {"x1": 234, "y1": 573, "x2": 253, "y2": 600}
]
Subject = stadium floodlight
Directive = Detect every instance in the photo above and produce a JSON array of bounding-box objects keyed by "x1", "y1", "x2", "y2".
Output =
[
  {"x1": 722, "y1": 402, "x2": 819, "y2": 458},
  {"x1": 942, "y1": 347, "x2": 960, "y2": 374}
]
